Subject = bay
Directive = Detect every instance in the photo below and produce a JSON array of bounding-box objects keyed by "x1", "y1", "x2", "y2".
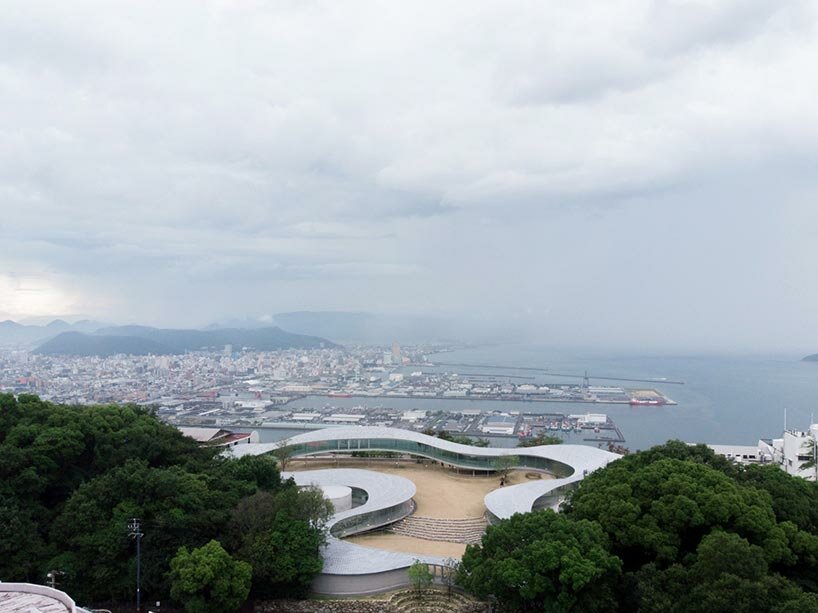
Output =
[{"x1": 274, "y1": 346, "x2": 818, "y2": 451}]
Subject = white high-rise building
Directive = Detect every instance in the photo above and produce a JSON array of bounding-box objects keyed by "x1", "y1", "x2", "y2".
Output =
[{"x1": 778, "y1": 425, "x2": 818, "y2": 480}]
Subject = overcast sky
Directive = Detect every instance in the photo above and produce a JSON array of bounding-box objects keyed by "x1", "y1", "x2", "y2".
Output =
[{"x1": 2, "y1": 1, "x2": 818, "y2": 352}]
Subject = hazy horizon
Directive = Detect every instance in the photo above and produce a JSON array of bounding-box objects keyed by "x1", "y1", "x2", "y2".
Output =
[{"x1": 3, "y1": 2, "x2": 818, "y2": 354}]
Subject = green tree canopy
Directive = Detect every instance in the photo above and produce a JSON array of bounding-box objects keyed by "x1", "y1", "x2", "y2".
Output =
[
  {"x1": 561, "y1": 441, "x2": 818, "y2": 611},
  {"x1": 270, "y1": 444, "x2": 297, "y2": 470},
  {"x1": 0, "y1": 394, "x2": 216, "y2": 585},
  {"x1": 458, "y1": 510, "x2": 621, "y2": 612},
  {"x1": 630, "y1": 532, "x2": 818, "y2": 613},
  {"x1": 564, "y1": 454, "x2": 794, "y2": 568},
  {"x1": 462, "y1": 440, "x2": 818, "y2": 612},
  {"x1": 517, "y1": 432, "x2": 563, "y2": 447},
  {"x1": 225, "y1": 485, "x2": 330, "y2": 599},
  {"x1": 493, "y1": 455, "x2": 517, "y2": 479},
  {"x1": 240, "y1": 515, "x2": 324, "y2": 599},
  {"x1": 48, "y1": 459, "x2": 238, "y2": 602},
  {"x1": 0, "y1": 394, "x2": 326, "y2": 607},
  {"x1": 169, "y1": 540, "x2": 251, "y2": 613},
  {"x1": 226, "y1": 487, "x2": 333, "y2": 548},
  {"x1": 738, "y1": 463, "x2": 818, "y2": 533},
  {"x1": 422, "y1": 429, "x2": 489, "y2": 447},
  {"x1": 408, "y1": 561, "x2": 434, "y2": 594}
]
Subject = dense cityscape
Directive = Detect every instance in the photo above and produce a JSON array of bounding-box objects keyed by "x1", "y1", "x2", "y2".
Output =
[{"x1": 0, "y1": 343, "x2": 673, "y2": 409}]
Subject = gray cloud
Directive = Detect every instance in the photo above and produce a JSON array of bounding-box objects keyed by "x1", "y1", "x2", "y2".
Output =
[{"x1": 1, "y1": 1, "x2": 818, "y2": 352}]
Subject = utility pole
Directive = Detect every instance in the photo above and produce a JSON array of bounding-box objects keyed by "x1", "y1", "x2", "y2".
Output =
[
  {"x1": 128, "y1": 518, "x2": 144, "y2": 612},
  {"x1": 46, "y1": 570, "x2": 64, "y2": 589}
]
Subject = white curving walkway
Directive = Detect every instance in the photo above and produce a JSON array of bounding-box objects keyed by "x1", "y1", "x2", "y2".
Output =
[
  {"x1": 228, "y1": 426, "x2": 619, "y2": 584},
  {"x1": 230, "y1": 426, "x2": 619, "y2": 520},
  {"x1": 285, "y1": 469, "x2": 447, "y2": 574}
]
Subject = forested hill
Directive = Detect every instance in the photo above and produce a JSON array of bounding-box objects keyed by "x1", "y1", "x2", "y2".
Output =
[
  {"x1": 803, "y1": 354, "x2": 818, "y2": 361},
  {"x1": 32, "y1": 331, "x2": 174, "y2": 357},
  {"x1": 459, "y1": 441, "x2": 818, "y2": 612},
  {"x1": 34, "y1": 325, "x2": 337, "y2": 356},
  {"x1": 0, "y1": 394, "x2": 330, "y2": 610}
]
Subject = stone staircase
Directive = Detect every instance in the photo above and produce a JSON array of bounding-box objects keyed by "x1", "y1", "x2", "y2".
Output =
[
  {"x1": 388, "y1": 589, "x2": 485, "y2": 613},
  {"x1": 388, "y1": 516, "x2": 487, "y2": 544}
]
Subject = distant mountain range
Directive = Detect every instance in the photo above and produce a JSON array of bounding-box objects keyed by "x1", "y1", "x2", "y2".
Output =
[
  {"x1": 33, "y1": 326, "x2": 336, "y2": 357},
  {"x1": 1, "y1": 308, "x2": 512, "y2": 354},
  {"x1": 0, "y1": 319, "x2": 110, "y2": 347},
  {"x1": 34, "y1": 332, "x2": 175, "y2": 357},
  {"x1": 803, "y1": 354, "x2": 818, "y2": 362}
]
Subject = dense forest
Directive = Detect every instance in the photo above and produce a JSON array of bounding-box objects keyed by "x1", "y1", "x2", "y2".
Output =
[
  {"x1": 0, "y1": 394, "x2": 329, "y2": 611},
  {"x1": 10, "y1": 394, "x2": 818, "y2": 612},
  {"x1": 459, "y1": 441, "x2": 818, "y2": 612}
]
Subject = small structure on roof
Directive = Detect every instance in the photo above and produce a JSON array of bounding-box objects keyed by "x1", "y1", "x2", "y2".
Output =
[
  {"x1": 178, "y1": 426, "x2": 252, "y2": 447},
  {"x1": 480, "y1": 413, "x2": 516, "y2": 435}
]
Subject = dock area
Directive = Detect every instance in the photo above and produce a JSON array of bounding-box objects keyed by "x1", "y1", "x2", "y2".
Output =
[{"x1": 172, "y1": 406, "x2": 627, "y2": 446}]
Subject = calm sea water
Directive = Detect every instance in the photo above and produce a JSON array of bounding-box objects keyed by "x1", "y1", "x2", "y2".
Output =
[{"x1": 270, "y1": 345, "x2": 818, "y2": 451}]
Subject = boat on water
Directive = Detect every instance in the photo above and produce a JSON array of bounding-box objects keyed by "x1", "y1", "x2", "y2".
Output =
[{"x1": 629, "y1": 398, "x2": 664, "y2": 406}]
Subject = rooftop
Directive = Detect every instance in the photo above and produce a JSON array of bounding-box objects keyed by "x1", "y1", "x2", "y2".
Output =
[
  {"x1": 231, "y1": 425, "x2": 618, "y2": 521},
  {"x1": 285, "y1": 468, "x2": 445, "y2": 574},
  {"x1": 0, "y1": 583, "x2": 88, "y2": 613}
]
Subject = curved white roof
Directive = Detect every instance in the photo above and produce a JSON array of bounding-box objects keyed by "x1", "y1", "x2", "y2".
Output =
[
  {"x1": 318, "y1": 485, "x2": 352, "y2": 498},
  {"x1": 229, "y1": 426, "x2": 619, "y2": 575},
  {"x1": 285, "y1": 468, "x2": 446, "y2": 574},
  {"x1": 231, "y1": 426, "x2": 618, "y2": 520},
  {"x1": 0, "y1": 582, "x2": 88, "y2": 613}
]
